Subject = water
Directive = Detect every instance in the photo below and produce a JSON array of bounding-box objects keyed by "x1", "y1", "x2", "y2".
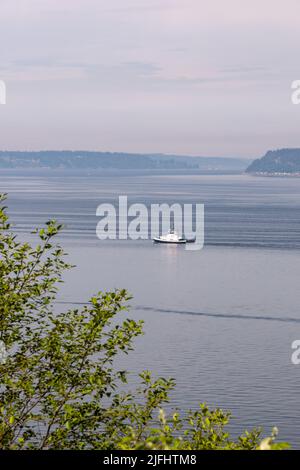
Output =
[{"x1": 1, "y1": 170, "x2": 300, "y2": 447}]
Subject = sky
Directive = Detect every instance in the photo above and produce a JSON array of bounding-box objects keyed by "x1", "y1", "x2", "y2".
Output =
[{"x1": 0, "y1": 0, "x2": 300, "y2": 158}]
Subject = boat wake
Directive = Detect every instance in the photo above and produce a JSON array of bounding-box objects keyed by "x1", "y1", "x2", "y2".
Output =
[
  {"x1": 135, "y1": 305, "x2": 300, "y2": 324},
  {"x1": 55, "y1": 301, "x2": 300, "y2": 324}
]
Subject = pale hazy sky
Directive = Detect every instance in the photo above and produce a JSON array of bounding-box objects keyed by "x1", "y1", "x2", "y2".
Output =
[{"x1": 0, "y1": 0, "x2": 300, "y2": 157}]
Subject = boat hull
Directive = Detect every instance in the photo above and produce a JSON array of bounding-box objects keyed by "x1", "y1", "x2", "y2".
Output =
[{"x1": 153, "y1": 238, "x2": 187, "y2": 244}]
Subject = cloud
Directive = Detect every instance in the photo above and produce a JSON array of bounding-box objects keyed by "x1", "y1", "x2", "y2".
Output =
[{"x1": 0, "y1": 0, "x2": 299, "y2": 156}]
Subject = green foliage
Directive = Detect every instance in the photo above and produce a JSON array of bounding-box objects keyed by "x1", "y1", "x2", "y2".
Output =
[{"x1": 0, "y1": 194, "x2": 289, "y2": 450}]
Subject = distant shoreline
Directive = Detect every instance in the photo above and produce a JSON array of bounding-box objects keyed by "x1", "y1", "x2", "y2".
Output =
[
  {"x1": 247, "y1": 172, "x2": 300, "y2": 177},
  {"x1": 0, "y1": 150, "x2": 251, "y2": 173},
  {"x1": 0, "y1": 167, "x2": 246, "y2": 176}
]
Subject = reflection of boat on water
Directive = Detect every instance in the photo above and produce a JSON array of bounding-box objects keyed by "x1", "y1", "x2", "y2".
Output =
[{"x1": 153, "y1": 229, "x2": 195, "y2": 245}]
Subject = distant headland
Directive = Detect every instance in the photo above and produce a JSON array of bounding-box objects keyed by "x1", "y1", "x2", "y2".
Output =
[{"x1": 246, "y1": 149, "x2": 300, "y2": 176}]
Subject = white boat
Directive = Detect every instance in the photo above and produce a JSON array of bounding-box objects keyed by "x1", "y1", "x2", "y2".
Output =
[{"x1": 153, "y1": 229, "x2": 187, "y2": 244}]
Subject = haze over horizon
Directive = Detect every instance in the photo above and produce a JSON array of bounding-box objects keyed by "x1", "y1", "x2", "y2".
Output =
[{"x1": 0, "y1": 0, "x2": 300, "y2": 157}]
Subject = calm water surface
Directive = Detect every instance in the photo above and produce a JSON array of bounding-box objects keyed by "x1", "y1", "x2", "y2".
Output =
[{"x1": 1, "y1": 170, "x2": 300, "y2": 447}]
